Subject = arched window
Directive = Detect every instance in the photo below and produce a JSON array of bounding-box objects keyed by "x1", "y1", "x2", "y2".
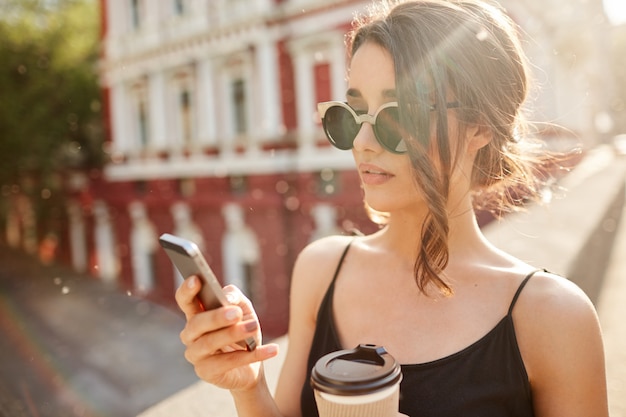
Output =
[
  {"x1": 168, "y1": 68, "x2": 197, "y2": 151},
  {"x1": 129, "y1": 202, "x2": 157, "y2": 292},
  {"x1": 232, "y1": 78, "x2": 248, "y2": 137},
  {"x1": 130, "y1": 80, "x2": 150, "y2": 152},
  {"x1": 180, "y1": 88, "x2": 193, "y2": 144},
  {"x1": 93, "y1": 201, "x2": 119, "y2": 283},
  {"x1": 221, "y1": 203, "x2": 260, "y2": 301}
]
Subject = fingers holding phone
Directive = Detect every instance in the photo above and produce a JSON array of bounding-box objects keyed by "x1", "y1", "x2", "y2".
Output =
[
  {"x1": 160, "y1": 233, "x2": 256, "y2": 351},
  {"x1": 180, "y1": 284, "x2": 258, "y2": 352},
  {"x1": 176, "y1": 278, "x2": 279, "y2": 391},
  {"x1": 175, "y1": 275, "x2": 205, "y2": 320},
  {"x1": 162, "y1": 233, "x2": 280, "y2": 390},
  {"x1": 222, "y1": 285, "x2": 261, "y2": 341},
  {"x1": 182, "y1": 303, "x2": 254, "y2": 358}
]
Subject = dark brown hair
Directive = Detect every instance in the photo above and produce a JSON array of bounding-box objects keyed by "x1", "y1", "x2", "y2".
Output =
[{"x1": 349, "y1": 0, "x2": 544, "y2": 294}]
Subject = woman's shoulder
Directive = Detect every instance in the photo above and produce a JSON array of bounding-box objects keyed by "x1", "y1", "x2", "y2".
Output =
[
  {"x1": 289, "y1": 234, "x2": 357, "y2": 323},
  {"x1": 513, "y1": 269, "x2": 604, "y2": 383},
  {"x1": 292, "y1": 234, "x2": 356, "y2": 283},
  {"x1": 510, "y1": 269, "x2": 608, "y2": 413},
  {"x1": 515, "y1": 269, "x2": 598, "y2": 322}
]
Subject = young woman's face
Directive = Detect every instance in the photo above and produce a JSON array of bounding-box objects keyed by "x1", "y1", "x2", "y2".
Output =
[
  {"x1": 347, "y1": 42, "x2": 478, "y2": 216},
  {"x1": 347, "y1": 42, "x2": 423, "y2": 214}
]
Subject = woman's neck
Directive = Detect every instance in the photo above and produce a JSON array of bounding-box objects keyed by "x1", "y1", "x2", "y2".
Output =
[{"x1": 378, "y1": 197, "x2": 488, "y2": 263}]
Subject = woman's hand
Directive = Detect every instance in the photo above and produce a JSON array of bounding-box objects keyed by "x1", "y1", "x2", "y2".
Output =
[{"x1": 175, "y1": 276, "x2": 279, "y2": 392}]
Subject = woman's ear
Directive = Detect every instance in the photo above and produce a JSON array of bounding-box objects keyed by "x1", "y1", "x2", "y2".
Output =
[{"x1": 466, "y1": 122, "x2": 492, "y2": 153}]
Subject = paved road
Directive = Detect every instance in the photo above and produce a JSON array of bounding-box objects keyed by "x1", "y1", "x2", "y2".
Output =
[{"x1": 0, "y1": 246, "x2": 198, "y2": 417}]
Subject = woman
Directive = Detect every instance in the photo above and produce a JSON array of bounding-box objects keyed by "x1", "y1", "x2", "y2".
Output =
[{"x1": 176, "y1": 1, "x2": 608, "y2": 416}]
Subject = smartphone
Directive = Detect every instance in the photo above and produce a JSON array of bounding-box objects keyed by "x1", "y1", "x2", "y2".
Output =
[{"x1": 159, "y1": 233, "x2": 257, "y2": 351}]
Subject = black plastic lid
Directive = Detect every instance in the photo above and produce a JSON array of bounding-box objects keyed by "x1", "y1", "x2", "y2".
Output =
[{"x1": 310, "y1": 344, "x2": 402, "y2": 396}]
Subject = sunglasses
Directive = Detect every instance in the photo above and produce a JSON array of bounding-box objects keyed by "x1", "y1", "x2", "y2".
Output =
[{"x1": 317, "y1": 101, "x2": 460, "y2": 154}]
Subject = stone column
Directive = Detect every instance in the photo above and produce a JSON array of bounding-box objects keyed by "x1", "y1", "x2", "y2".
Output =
[
  {"x1": 254, "y1": 36, "x2": 282, "y2": 141},
  {"x1": 148, "y1": 70, "x2": 167, "y2": 152},
  {"x1": 330, "y1": 40, "x2": 347, "y2": 101},
  {"x1": 196, "y1": 57, "x2": 217, "y2": 147},
  {"x1": 110, "y1": 82, "x2": 131, "y2": 153},
  {"x1": 292, "y1": 51, "x2": 315, "y2": 150}
]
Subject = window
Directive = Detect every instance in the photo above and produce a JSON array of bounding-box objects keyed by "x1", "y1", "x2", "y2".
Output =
[
  {"x1": 168, "y1": 70, "x2": 196, "y2": 148},
  {"x1": 130, "y1": 80, "x2": 149, "y2": 151},
  {"x1": 173, "y1": 0, "x2": 185, "y2": 16},
  {"x1": 179, "y1": 89, "x2": 192, "y2": 143},
  {"x1": 130, "y1": 0, "x2": 142, "y2": 30},
  {"x1": 131, "y1": 81, "x2": 149, "y2": 150},
  {"x1": 138, "y1": 99, "x2": 148, "y2": 147},
  {"x1": 232, "y1": 79, "x2": 248, "y2": 137}
]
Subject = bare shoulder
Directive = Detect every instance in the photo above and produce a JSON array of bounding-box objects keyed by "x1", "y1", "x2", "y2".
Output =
[
  {"x1": 292, "y1": 234, "x2": 356, "y2": 294},
  {"x1": 513, "y1": 270, "x2": 608, "y2": 415},
  {"x1": 513, "y1": 270, "x2": 599, "y2": 329},
  {"x1": 288, "y1": 234, "x2": 358, "y2": 333}
]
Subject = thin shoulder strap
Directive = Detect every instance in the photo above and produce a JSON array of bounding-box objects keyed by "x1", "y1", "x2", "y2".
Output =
[
  {"x1": 329, "y1": 239, "x2": 354, "y2": 287},
  {"x1": 507, "y1": 268, "x2": 547, "y2": 315}
]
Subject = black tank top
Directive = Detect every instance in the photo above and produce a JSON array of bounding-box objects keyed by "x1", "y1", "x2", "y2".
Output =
[{"x1": 300, "y1": 242, "x2": 538, "y2": 417}]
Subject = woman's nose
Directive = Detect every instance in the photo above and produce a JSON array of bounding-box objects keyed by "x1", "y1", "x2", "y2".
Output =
[{"x1": 352, "y1": 122, "x2": 383, "y2": 153}]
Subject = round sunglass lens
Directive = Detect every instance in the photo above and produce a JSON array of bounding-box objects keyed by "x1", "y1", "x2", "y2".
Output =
[
  {"x1": 324, "y1": 106, "x2": 359, "y2": 150},
  {"x1": 375, "y1": 107, "x2": 406, "y2": 153}
]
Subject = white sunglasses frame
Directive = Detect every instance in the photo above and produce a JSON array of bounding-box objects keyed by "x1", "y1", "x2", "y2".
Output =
[{"x1": 317, "y1": 101, "x2": 407, "y2": 154}]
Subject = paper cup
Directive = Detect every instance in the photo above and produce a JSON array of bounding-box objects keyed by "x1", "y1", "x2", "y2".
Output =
[{"x1": 311, "y1": 344, "x2": 402, "y2": 417}]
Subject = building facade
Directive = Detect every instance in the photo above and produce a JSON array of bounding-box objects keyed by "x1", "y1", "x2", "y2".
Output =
[{"x1": 90, "y1": 0, "x2": 379, "y2": 337}]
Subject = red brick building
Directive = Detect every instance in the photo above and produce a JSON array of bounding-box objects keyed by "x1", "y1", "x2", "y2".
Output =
[{"x1": 85, "y1": 0, "x2": 378, "y2": 337}]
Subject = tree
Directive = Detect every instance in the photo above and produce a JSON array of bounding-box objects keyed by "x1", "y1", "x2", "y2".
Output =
[
  {"x1": 0, "y1": 0, "x2": 103, "y2": 244},
  {"x1": 0, "y1": 0, "x2": 103, "y2": 190}
]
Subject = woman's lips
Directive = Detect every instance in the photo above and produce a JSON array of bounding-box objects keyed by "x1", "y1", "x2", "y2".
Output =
[{"x1": 359, "y1": 163, "x2": 394, "y2": 185}]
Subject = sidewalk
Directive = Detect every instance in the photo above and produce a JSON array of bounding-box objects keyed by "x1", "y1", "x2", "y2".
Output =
[{"x1": 0, "y1": 246, "x2": 198, "y2": 417}]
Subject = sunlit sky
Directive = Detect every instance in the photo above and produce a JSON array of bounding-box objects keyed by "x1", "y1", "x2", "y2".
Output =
[{"x1": 604, "y1": 0, "x2": 626, "y2": 25}]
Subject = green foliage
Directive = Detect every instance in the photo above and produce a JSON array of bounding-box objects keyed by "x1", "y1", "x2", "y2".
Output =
[{"x1": 0, "y1": 0, "x2": 103, "y2": 190}]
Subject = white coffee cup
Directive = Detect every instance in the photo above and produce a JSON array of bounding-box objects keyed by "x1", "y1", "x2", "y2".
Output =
[{"x1": 311, "y1": 344, "x2": 403, "y2": 417}]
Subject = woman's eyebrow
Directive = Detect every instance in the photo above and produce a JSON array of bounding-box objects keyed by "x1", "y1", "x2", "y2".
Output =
[
  {"x1": 346, "y1": 88, "x2": 361, "y2": 99},
  {"x1": 346, "y1": 88, "x2": 397, "y2": 100}
]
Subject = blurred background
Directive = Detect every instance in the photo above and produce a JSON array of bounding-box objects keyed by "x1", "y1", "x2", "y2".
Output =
[{"x1": 0, "y1": 0, "x2": 625, "y2": 416}]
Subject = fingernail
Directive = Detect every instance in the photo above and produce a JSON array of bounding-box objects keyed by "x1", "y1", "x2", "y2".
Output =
[
  {"x1": 244, "y1": 320, "x2": 258, "y2": 332},
  {"x1": 225, "y1": 292, "x2": 237, "y2": 305},
  {"x1": 187, "y1": 276, "x2": 197, "y2": 289},
  {"x1": 225, "y1": 308, "x2": 238, "y2": 321},
  {"x1": 265, "y1": 344, "x2": 278, "y2": 355}
]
